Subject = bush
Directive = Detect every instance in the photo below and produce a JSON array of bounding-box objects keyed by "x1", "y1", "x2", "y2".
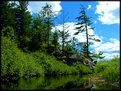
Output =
[
  {"x1": 2, "y1": 26, "x2": 15, "y2": 40},
  {"x1": 31, "y1": 51, "x2": 78, "y2": 75},
  {"x1": 1, "y1": 36, "x2": 44, "y2": 77},
  {"x1": 95, "y1": 57, "x2": 120, "y2": 83},
  {"x1": 1, "y1": 36, "x2": 94, "y2": 78},
  {"x1": 73, "y1": 62, "x2": 93, "y2": 74}
]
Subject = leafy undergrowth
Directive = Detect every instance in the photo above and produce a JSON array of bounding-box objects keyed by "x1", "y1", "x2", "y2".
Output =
[
  {"x1": 94, "y1": 57, "x2": 120, "y2": 83},
  {"x1": 31, "y1": 51, "x2": 93, "y2": 76},
  {"x1": 1, "y1": 36, "x2": 92, "y2": 78},
  {"x1": 1, "y1": 37, "x2": 44, "y2": 78}
]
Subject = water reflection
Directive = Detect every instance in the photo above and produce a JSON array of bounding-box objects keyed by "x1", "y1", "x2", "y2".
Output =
[{"x1": 1, "y1": 75, "x2": 120, "y2": 90}]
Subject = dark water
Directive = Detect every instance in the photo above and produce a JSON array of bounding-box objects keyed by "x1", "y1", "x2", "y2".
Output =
[{"x1": 1, "y1": 75, "x2": 120, "y2": 90}]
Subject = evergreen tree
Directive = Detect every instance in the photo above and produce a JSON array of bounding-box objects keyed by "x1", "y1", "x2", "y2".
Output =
[
  {"x1": 14, "y1": 1, "x2": 32, "y2": 51},
  {"x1": 57, "y1": 10, "x2": 70, "y2": 54},
  {"x1": 0, "y1": 1, "x2": 16, "y2": 32},
  {"x1": 40, "y1": 3, "x2": 55, "y2": 47},
  {"x1": 75, "y1": 6, "x2": 102, "y2": 61},
  {"x1": 28, "y1": 15, "x2": 47, "y2": 52},
  {"x1": 52, "y1": 28, "x2": 59, "y2": 49}
]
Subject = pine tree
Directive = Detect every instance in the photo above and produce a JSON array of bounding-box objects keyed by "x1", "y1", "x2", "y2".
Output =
[
  {"x1": 52, "y1": 28, "x2": 59, "y2": 49},
  {"x1": 0, "y1": 1, "x2": 16, "y2": 31},
  {"x1": 75, "y1": 6, "x2": 102, "y2": 61},
  {"x1": 28, "y1": 15, "x2": 48, "y2": 52},
  {"x1": 14, "y1": 1, "x2": 32, "y2": 50},
  {"x1": 40, "y1": 3, "x2": 55, "y2": 47},
  {"x1": 57, "y1": 10, "x2": 70, "y2": 54}
]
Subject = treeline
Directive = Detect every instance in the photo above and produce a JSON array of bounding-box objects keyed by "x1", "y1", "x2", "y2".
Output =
[{"x1": 1, "y1": 1, "x2": 104, "y2": 64}]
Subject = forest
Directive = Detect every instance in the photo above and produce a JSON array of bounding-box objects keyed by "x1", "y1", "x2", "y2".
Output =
[{"x1": 1, "y1": 1, "x2": 120, "y2": 90}]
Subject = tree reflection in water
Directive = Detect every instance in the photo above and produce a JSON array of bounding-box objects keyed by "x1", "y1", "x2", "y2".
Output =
[{"x1": 1, "y1": 75, "x2": 120, "y2": 90}]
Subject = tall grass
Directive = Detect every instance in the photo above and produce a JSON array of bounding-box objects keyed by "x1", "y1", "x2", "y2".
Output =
[{"x1": 95, "y1": 57, "x2": 120, "y2": 83}]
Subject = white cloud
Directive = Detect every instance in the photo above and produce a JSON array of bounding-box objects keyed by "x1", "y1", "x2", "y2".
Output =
[
  {"x1": 52, "y1": 22, "x2": 102, "y2": 51},
  {"x1": 95, "y1": 1, "x2": 120, "y2": 25},
  {"x1": 87, "y1": 5, "x2": 92, "y2": 10},
  {"x1": 28, "y1": 1, "x2": 62, "y2": 15},
  {"x1": 52, "y1": 22, "x2": 100, "y2": 43},
  {"x1": 94, "y1": 38, "x2": 120, "y2": 59},
  {"x1": 102, "y1": 52, "x2": 120, "y2": 60},
  {"x1": 94, "y1": 38, "x2": 120, "y2": 53}
]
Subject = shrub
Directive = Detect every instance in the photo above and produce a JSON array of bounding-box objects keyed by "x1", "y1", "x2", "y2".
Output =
[
  {"x1": 1, "y1": 36, "x2": 44, "y2": 77},
  {"x1": 73, "y1": 62, "x2": 93, "y2": 74},
  {"x1": 95, "y1": 57, "x2": 120, "y2": 83},
  {"x1": 2, "y1": 26, "x2": 15, "y2": 40}
]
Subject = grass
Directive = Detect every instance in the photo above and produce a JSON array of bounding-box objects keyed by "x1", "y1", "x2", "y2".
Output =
[
  {"x1": 1, "y1": 36, "x2": 92, "y2": 78},
  {"x1": 94, "y1": 57, "x2": 120, "y2": 83}
]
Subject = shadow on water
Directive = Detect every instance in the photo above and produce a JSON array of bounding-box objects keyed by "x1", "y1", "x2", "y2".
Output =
[{"x1": 1, "y1": 75, "x2": 120, "y2": 90}]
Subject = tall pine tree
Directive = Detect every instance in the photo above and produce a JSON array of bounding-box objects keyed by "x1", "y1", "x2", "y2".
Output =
[
  {"x1": 14, "y1": 1, "x2": 32, "y2": 51},
  {"x1": 75, "y1": 6, "x2": 102, "y2": 61},
  {"x1": 57, "y1": 10, "x2": 70, "y2": 55},
  {"x1": 0, "y1": 1, "x2": 16, "y2": 31},
  {"x1": 40, "y1": 3, "x2": 55, "y2": 47}
]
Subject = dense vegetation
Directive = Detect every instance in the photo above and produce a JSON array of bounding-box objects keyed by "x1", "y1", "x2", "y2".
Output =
[
  {"x1": 1, "y1": 1, "x2": 120, "y2": 86},
  {"x1": 95, "y1": 57, "x2": 120, "y2": 83},
  {"x1": 1, "y1": 36, "x2": 93, "y2": 78}
]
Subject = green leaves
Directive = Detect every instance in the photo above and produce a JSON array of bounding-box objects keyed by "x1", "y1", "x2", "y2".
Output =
[
  {"x1": 75, "y1": 25, "x2": 84, "y2": 29},
  {"x1": 95, "y1": 57, "x2": 120, "y2": 83},
  {"x1": 94, "y1": 38, "x2": 101, "y2": 42},
  {"x1": 74, "y1": 31, "x2": 80, "y2": 35},
  {"x1": 2, "y1": 26, "x2": 16, "y2": 40},
  {"x1": 1, "y1": 36, "x2": 44, "y2": 77},
  {"x1": 74, "y1": 5, "x2": 103, "y2": 61}
]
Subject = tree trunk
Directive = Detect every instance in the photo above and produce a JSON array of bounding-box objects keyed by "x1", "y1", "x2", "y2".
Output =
[{"x1": 85, "y1": 23, "x2": 89, "y2": 58}]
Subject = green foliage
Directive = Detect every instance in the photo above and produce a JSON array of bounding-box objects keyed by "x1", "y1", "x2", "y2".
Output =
[
  {"x1": 1, "y1": 37, "x2": 44, "y2": 77},
  {"x1": 40, "y1": 3, "x2": 55, "y2": 47},
  {"x1": 27, "y1": 16, "x2": 47, "y2": 52},
  {"x1": 2, "y1": 36, "x2": 93, "y2": 78},
  {"x1": 0, "y1": 1, "x2": 16, "y2": 30},
  {"x1": 75, "y1": 6, "x2": 92, "y2": 59},
  {"x1": 75, "y1": 6, "x2": 103, "y2": 61},
  {"x1": 1, "y1": 2, "x2": 100, "y2": 79},
  {"x1": 31, "y1": 51, "x2": 78, "y2": 75},
  {"x1": 14, "y1": 1, "x2": 32, "y2": 50},
  {"x1": 2, "y1": 26, "x2": 16, "y2": 40},
  {"x1": 57, "y1": 10, "x2": 70, "y2": 54},
  {"x1": 73, "y1": 62, "x2": 93, "y2": 74},
  {"x1": 95, "y1": 57, "x2": 120, "y2": 83},
  {"x1": 52, "y1": 29, "x2": 59, "y2": 48}
]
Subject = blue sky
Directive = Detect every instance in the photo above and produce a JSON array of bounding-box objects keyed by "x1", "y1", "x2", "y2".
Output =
[{"x1": 27, "y1": 1, "x2": 120, "y2": 60}]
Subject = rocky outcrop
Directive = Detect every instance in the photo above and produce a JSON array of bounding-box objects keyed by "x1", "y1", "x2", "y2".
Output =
[{"x1": 69, "y1": 54, "x2": 97, "y2": 69}]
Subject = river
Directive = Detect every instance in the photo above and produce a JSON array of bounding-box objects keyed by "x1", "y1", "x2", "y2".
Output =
[{"x1": 1, "y1": 75, "x2": 120, "y2": 90}]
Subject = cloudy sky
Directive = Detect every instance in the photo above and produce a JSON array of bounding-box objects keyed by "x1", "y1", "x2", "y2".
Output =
[{"x1": 27, "y1": 1, "x2": 120, "y2": 60}]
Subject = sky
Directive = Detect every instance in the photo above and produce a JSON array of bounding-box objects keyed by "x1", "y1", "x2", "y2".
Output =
[{"x1": 27, "y1": 1, "x2": 120, "y2": 60}]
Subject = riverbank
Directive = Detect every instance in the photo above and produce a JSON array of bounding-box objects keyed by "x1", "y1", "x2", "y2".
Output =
[
  {"x1": 1, "y1": 36, "x2": 120, "y2": 89},
  {"x1": 1, "y1": 36, "x2": 93, "y2": 81},
  {"x1": 94, "y1": 57, "x2": 120, "y2": 83}
]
